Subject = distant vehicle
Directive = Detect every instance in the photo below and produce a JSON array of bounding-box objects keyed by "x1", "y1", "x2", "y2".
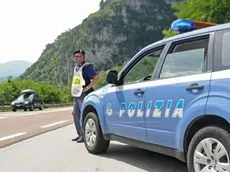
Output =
[
  {"x1": 11, "y1": 89, "x2": 44, "y2": 112},
  {"x1": 80, "y1": 20, "x2": 230, "y2": 172}
]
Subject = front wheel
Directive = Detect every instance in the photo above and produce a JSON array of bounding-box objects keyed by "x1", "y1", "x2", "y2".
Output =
[
  {"x1": 83, "y1": 112, "x2": 110, "y2": 154},
  {"x1": 187, "y1": 126, "x2": 230, "y2": 172},
  {"x1": 39, "y1": 103, "x2": 43, "y2": 110},
  {"x1": 29, "y1": 103, "x2": 34, "y2": 111}
]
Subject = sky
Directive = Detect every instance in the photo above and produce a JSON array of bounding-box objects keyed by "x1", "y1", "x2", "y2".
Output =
[{"x1": 0, "y1": 0, "x2": 101, "y2": 64}]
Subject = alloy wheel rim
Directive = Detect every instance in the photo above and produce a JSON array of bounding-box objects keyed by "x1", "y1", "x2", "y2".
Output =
[
  {"x1": 193, "y1": 138, "x2": 230, "y2": 172},
  {"x1": 85, "y1": 118, "x2": 96, "y2": 147}
]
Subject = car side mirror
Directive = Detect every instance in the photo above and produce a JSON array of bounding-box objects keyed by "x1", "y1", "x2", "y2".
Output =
[{"x1": 106, "y1": 70, "x2": 119, "y2": 85}]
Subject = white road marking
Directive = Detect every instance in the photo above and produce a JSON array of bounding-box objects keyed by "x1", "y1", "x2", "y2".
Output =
[
  {"x1": 0, "y1": 117, "x2": 10, "y2": 120},
  {"x1": 0, "y1": 132, "x2": 27, "y2": 142},
  {"x1": 0, "y1": 107, "x2": 72, "y2": 118},
  {"x1": 0, "y1": 114, "x2": 17, "y2": 117},
  {"x1": 40, "y1": 120, "x2": 69, "y2": 128}
]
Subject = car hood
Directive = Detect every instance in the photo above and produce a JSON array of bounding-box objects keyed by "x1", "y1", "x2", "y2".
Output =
[
  {"x1": 86, "y1": 84, "x2": 112, "y2": 98},
  {"x1": 12, "y1": 100, "x2": 24, "y2": 104},
  {"x1": 12, "y1": 99, "x2": 30, "y2": 104}
]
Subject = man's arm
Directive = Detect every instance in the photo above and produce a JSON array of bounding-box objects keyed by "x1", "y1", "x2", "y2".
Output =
[
  {"x1": 83, "y1": 64, "x2": 100, "y2": 92},
  {"x1": 85, "y1": 74, "x2": 100, "y2": 91}
]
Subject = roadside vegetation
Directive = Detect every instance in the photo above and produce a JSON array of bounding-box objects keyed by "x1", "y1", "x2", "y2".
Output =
[
  {"x1": 162, "y1": 0, "x2": 230, "y2": 38},
  {"x1": 0, "y1": 76, "x2": 72, "y2": 105}
]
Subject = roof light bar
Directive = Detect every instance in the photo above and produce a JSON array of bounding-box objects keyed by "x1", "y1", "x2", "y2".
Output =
[{"x1": 171, "y1": 19, "x2": 217, "y2": 33}]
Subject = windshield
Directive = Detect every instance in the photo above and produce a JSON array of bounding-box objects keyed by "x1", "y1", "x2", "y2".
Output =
[{"x1": 16, "y1": 94, "x2": 32, "y2": 101}]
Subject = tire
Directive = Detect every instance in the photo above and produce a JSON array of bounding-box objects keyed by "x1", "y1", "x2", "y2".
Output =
[
  {"x1": 39, "y1": 103, "x2": 43, "y2": 110},
  {"x1": 29, "y1": 103, "x2": 34, "y2": 111},
  {"x1": 187, "y1": 126, "x2": 230, "y2": 172},
  {"x1": 12, "y1": 108, "x2": 17, "y2": 112},
  {"x1": 83, "y1": 112, "x2": 110, "y2": 154},
  {"x1": 24, "y1": 108, "x2": 27, "y2": 111}
]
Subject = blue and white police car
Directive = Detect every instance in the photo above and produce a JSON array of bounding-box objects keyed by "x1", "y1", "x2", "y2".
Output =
[{"x1": 80, "y1": 19, "x2": 230, "y2": 172}]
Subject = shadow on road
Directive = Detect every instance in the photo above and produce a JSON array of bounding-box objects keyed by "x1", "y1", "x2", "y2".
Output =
[{"x1": 99, "y1": 143, "x2": 188, "y2": 172}]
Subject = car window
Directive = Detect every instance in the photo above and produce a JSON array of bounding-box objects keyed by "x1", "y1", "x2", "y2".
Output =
[
  {"x1": 159, "y1": 38, "x2": 209, "y2": 79},
  {"x1": 124, "y1": 48, "x2": 163, "y2": 84},
  {"x1": 17, "y1": 94, "x2": 31, "y2": 101},
  {"x1": 16, "y1": 95, "x2": 24, "y2": 101},
  {"x1": 24, "y1": 94, "x2": 31, "y2": 99}
]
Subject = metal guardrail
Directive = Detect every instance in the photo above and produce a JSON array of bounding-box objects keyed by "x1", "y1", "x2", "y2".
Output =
[
  {"x1": 44, "y1": 103, "x2": 73, "y2": 108},
  {"x1": 0, "y1": 103, "x2": 73, "y2": 112}
]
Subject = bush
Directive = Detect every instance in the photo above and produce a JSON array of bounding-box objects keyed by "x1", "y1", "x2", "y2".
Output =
[{"x1": 0, "y1": 78, "x2": 72, "y2": 105}]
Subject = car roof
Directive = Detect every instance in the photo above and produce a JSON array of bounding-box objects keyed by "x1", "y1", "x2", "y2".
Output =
[
  {"x1": 20, "y1": 89, "x2": 36, "y2": 94},
  {"x1": 145, "y1": 22, "x2": 230, "y2": 49}
]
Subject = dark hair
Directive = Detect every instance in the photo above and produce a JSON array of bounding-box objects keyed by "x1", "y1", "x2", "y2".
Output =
[{"x1": 73, "y1": 49, "x2": 85, "y2": 56}]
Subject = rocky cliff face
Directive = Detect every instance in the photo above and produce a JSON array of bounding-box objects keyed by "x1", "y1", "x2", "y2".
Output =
[{"x1": 21, "y1": 0, "x2": 181, "y2": 84}]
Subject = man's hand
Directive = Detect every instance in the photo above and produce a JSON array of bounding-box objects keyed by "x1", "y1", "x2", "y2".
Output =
[
  {"x1": 83, "y1": 87, "x2": 89, "y2": 92},
  {"x1": 84, "y1": 74, "x2": 100, "y2": 92}
]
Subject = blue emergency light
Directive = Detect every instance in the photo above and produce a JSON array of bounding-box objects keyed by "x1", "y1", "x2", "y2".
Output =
[{"x1": 171, "y1": 19, "x2": 217, "y2": 33}]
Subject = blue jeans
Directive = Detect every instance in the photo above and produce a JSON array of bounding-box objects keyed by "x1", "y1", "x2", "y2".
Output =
[{"x1": 73, "y1": 93, "x2": 85, "y2": 137}]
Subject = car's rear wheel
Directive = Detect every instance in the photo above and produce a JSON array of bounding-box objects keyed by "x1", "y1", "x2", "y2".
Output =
[
  {"x1": 187, "y1": 126, "x2": 230, "y2": 172},
  {"x1": 83, "y1": 112, "x2": 110, "y2": 154}
]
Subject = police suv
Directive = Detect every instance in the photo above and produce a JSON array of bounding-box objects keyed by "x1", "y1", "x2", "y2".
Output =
[{"x1": 80, "y1": 19, "x2": 230, "y2": 172}]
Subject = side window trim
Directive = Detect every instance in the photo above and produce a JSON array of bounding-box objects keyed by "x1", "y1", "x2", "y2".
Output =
[
  {"x1": 213, "y1": 29, "x2": 230, "y2": 71},
  {"x1": 207, "y1": 32, "x2": 215, "y2": 72},
  {"x1": 152, "y1": 42, "x2": 171, "y2": 80},
  {"x1": 119, "y1": 44, "x2": 166, "y2": 85},
  {"x1": 156, "y1": 34, "x2": 212, "y2": 79}
]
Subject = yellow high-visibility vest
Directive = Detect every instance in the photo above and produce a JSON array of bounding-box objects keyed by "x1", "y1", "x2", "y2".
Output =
[{"x1": 71, "y1": 63, "x2": 90, "y2": 97}]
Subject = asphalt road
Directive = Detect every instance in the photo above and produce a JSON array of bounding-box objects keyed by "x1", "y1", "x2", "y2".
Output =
[
  {"x1": 0, "y1": 124, "x2": 188, "y2": 172},
  {"x1": 0, "y1": 107, "x2": 73, "y2": 148}
]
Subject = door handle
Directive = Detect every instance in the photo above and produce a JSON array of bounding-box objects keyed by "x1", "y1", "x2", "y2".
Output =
[
  {"x1": 186, "y1": 84, "x2": 204, "y2": 91},
  {"x1": 134, "y1": 89, "x2": 145, "y2": 96}
]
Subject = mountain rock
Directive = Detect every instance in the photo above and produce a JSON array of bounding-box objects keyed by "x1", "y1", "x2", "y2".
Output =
[{"x1": 20, "y1": 0, "x2": 182, "y2": 84}]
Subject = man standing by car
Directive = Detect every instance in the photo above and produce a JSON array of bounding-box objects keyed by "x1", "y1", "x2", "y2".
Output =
[{"x1": 71, "y1": 49, "x2": 99, "y2": 143}]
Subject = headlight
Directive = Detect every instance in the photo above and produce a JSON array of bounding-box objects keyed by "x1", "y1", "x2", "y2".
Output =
[
  {"x1": 25, "y1": 101, "x2": 29, "y2": 104},
  {"x1": 11, "y1": 102, "x2": 15, "y2": 105}
]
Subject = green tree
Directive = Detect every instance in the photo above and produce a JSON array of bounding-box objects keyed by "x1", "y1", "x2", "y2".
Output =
[
  {"x1": 172, "y1": 0, "x2": 230, "y2": 24},
  {"x1": 162, "y1": 0, "x2": 230, "y2": 38},
  {"x1": 162, "y1": 28, "x2": 178, "y2": 38},
  {"x1": 7, "y1": 75, "x2": 13, "y2": 82}
]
